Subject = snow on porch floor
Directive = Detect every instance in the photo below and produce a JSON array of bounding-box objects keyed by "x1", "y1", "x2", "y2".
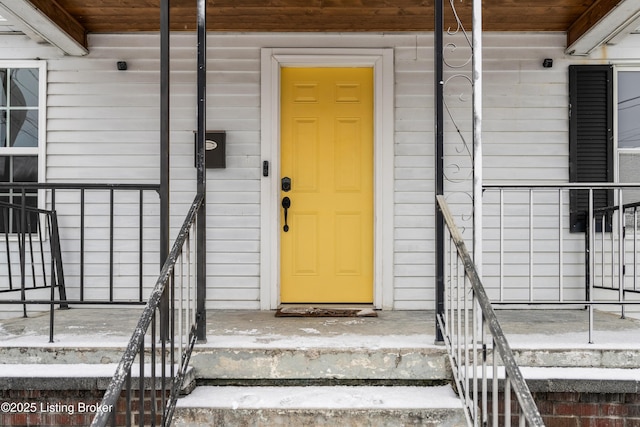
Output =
[{"x1": 0, "y1": 307, "x2": 639, "y2": 350}]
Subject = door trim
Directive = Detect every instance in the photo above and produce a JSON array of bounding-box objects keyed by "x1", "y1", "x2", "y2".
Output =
[{"x1": 260, "y1": 48, "x2": 394, "y2": 310}]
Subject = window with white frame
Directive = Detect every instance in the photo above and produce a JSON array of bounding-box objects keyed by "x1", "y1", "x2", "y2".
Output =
[
  {"x1": 616, "y1": 69, "x2": 640, "y2": 205},
  {"x1": 0, "y1": 62, "x2": 46, "y2": 233}
]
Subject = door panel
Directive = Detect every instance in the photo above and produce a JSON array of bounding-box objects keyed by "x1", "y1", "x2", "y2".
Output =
[
  {"x1": 291, "y1": 118, "x2": 319, "y2": 192},
  {"x1": 280, "y1": 67, "x2": 373, "y2": 303}
]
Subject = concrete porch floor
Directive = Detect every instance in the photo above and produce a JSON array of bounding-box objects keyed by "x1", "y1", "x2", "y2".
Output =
[
  {"x1": 0, "y1": 306, "x2": 639, "y2": 351},
  {"x1": 0, "y1": 307, "x2": 637, "y2": 427},
  {"x1": 1, "y1": 306, "x2": 640, "y2": 397}
]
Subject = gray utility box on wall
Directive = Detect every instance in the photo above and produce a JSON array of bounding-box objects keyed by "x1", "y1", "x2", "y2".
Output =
[{"x1": 195, "y1": 131, "x2": 226, "y2": 168}]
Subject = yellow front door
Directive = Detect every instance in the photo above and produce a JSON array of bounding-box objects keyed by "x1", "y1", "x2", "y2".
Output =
[{"x1": 280, "y1": 67, "x2": 374, "y2": 303}]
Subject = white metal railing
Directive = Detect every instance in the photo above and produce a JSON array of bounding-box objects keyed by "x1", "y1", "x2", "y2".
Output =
[
  {"x1": 590, "y1": 199, "x2": 640, "y2": 314},
  {"x1": 482, "y1": 183, "x2": 640, "y2": 342},
  {"x1": 437, "y1": 195, "x2": 544, "y2": 427}
]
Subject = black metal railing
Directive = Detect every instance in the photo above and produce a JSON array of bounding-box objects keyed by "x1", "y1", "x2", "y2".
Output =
[
  {"x1": 91, "y1": 192, "x2": 204, "y2": 427},
  {"x1": 0, "y1": 183, "x2": 160, "y2": 341},
  {"x1": 0, "y1": 199, "x2": 67, "y2": 314},
  {"x1": 436, "y1": 195, "x2": 544, "y2": 426}
]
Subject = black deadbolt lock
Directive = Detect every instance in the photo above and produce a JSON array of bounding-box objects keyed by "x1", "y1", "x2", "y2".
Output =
[{"x1": 281, "y1": 177, "x2": 291, "y2": 192}]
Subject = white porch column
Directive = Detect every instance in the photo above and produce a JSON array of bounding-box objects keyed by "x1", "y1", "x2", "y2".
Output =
[{"x1": 472, "y1": 0, "x2": 483, "y2": 274}]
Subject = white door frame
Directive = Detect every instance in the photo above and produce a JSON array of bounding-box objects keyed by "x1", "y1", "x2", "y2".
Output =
[{"x1": 259, "y1": 48, "x2": 394, "y2": 310}]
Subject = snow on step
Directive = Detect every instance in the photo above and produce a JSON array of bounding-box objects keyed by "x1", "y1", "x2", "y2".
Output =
[
  {"x1": 177, "y1": 385, "x2": 462, "y2": 410},
  {"x1": 173, "y1": 385, "x2": 467, "y2": 427},
  {"x1": 0, "y1": 363, "x2": 195, "y2": 392}
]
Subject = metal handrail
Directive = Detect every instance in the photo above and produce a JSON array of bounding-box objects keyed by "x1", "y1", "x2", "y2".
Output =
[
  {"x1": 483, "y1": 182, "x2": 640, "y2": 189},
  {"x1": 436, "y1": 195, "x2": 544, "y2": 426},
  {"x1": 91, "y1": 192, "x2": 204, "y2": 427},
  {"x1": 592, "y1": 200, "x2": 640, "y2": 215}
]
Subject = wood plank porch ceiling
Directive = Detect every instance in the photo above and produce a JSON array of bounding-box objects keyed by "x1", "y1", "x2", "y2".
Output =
[
  {"x1": 30, "y1": 0, "x2": 622, "y2": 51},
  {"x1": 54, "y1": 0, "x2": 600, "y2": 33}
]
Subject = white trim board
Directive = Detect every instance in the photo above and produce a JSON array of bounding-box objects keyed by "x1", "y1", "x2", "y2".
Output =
[{"x1": 259, "y1": 48, "x2": 395, "y2": 310}]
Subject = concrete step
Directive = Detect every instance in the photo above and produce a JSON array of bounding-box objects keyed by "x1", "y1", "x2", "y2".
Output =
[
  {"x1": 190, "y1": 342, "x2": 451, "y2": 382},
  {"x1": 0, "y1": 342, "x2": 451, "y2": 382},
  {"x1": 173, "y1": 385, "x2": 467, "y2": 427},
  {"x1": 189, "y1": 309, "x2": 452, "y2": 382}
]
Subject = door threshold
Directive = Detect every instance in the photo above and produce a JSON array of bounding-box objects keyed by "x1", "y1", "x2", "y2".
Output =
[{"x1": 275, "y1": 304, "x2": 377, "y2": 318}]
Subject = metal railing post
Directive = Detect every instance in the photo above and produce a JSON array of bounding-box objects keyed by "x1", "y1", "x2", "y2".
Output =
[
  {"x1": 618, "y1": 189, "x2": 625, "y2": 318},
  {"x1": 195, "y1": 0, "x2": 207, "y2": 343},
  {"x1": 159, "y1": 0, "x2": 171, "y2": 342},
  {"x1": 559, "y1": 188, "x2": 564, "y2": 302},
  {"x1": 529, "y1": 189, "x2": 534, "y2": 302},
  {"x1": 434, "y1": 0, "x2": 445, "y2": 344},
  {"x1": 499, "y1": 189, "x2": 504, "y2": 302},
  {"x1": 588, "y1": 189, "x2": 594, "y2": 343},
  {"x1": 635, "y1": 207, "x2": 638, "y2": 292},
  {"x1": 20, "y1": 189, "x2": 27, "y2": 317}
]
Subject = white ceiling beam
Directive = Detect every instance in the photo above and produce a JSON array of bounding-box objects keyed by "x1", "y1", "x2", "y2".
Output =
[
  {"x1": 567, "y1": 0, "x2": 640, "y2": 56},
  {"x1": 0, "y1": 0, "x2": 87, "y2": 56}
]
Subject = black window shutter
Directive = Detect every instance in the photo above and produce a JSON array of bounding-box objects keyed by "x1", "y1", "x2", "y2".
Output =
[{"x1": 568, "y1": 65, "x2": 614, "y2": 232}]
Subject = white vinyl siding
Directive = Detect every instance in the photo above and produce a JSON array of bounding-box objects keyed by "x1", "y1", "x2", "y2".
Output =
[
  {"x1": 483, "y1": 33, "x2": 569, "y2": 182},
  {"x1": 391, "y1": 36, "x2": 433, "y2": 308},
  {"x1": 3, "y1": 30, "x2": 640, "y2": 311},
  {"x1": 482, "y1": 34, "x2": 577, "y2": 302}
]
